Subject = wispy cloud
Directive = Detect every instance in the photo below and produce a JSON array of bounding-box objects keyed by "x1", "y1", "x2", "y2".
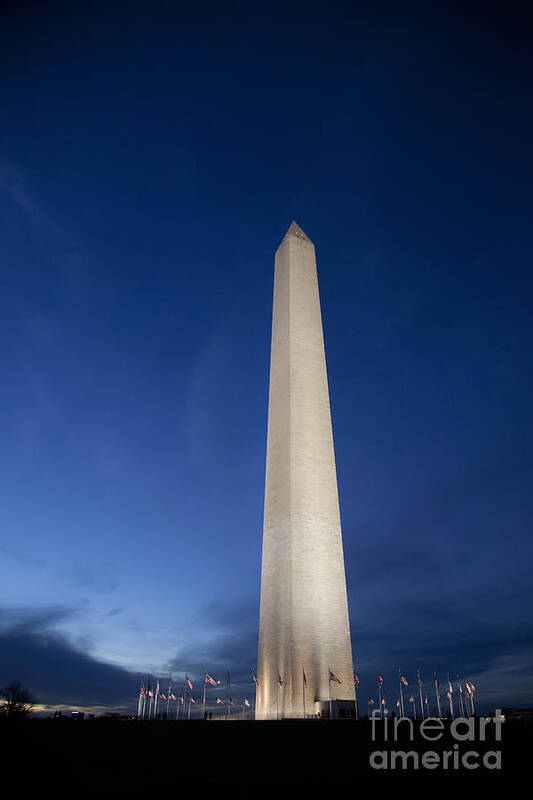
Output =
[
  {"x1": 102, "y1": 606, "x2": 124, "y2": 618},
  {"x1": 65, "y1": 562, "x2": 119, "y2": 595},
  {"x1": 0, "y1": 545, "x2": 44, "y2": 569},
  {"x1": 0, "y1": 160, "x2": 89, "y2": 291},
  {"x1": 0, "y1": 605, "x2": 139, "y2": 710},
  {"x1": 346, "y1": 549, "x2": 533, "y2": 711},
  {"x1": 166, "y1": 596, "x2": 258, "y2": 695}
]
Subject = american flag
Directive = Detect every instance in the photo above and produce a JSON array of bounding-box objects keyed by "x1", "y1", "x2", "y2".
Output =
[
  {"x1": 368, "y1": 699, "x2": 375, "y2": 706},
  {"x1": 205, "y1": 675, "x2": 219, "y2": 686},
  {"x1": 216, "y1": 697, "x2": 224, "y2": 705},
  {"x1": 354, "y1": 673, "x2": 360, "y2": 686},
  {"x1": 253, "y1": 674, "x2": 259, "y2": 686},
  {"x1": 409, "y1": 696, "x2": 414, "y2": 703},
  {"x1": 185, "y1": 677, "x2": 193, "y2": 690},
  {"x1": 329, "y1": 670, "x2": 341, "y2": 684},
  {"x1": 400, "y1": 676, "x2": 408, "y2": 687},
  {"x1": 178, "y1": 694, "x2": 184, "y2": 704},
  {"x1": 169, "y1": 694, "x2": 177, "y2": 701},
  {"x1": 244, "y1": 699, "x2": 250, "y2": 707},
  {"x1": 159, "y1": 693, "x2": 167, "y2": 700},
  {"x1": 190, "y1": 697, "x2": 198, "y2": 704},
  {"x1": 378, "y1": 675, "x2": 384, "y2": 687},
  {"x1": 418, "y1": 676, "x2": 423, "y2": 688},
  {"x1": 278, "y1": 674, "x2": 283, "y2": 687},
  {"x1": 229, "y1": 698, "x2": 235, "y2": 706}
]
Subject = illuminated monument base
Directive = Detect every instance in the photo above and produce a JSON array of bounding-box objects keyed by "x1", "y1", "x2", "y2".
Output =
[{"x1": 256, "y1": 222, "x2": 354, "y2": 720}]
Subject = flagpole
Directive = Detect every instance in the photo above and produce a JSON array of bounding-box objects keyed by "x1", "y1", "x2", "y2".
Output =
[
  {"x1": 466, "y1": 683, "x2": 472, "y2": 715},
  {"x1": 142, "y1": 679, "x2": 147, "y2": 719},
  {"x1": 458, "y1": 679, "x2": 465, "y2": 717},
  {"x1": 467, "y1": 682, "x2": 475, "y2": 716},
  {"x1": 447, "y1": 692, "x2": 454, "y2": 718},
  {"x1": 253, "y1": 673, "x2": 258, "y2": 720},
  {"x1": 137, "y1": 681, "x2": 143, "y2": 718},
  {"x1": 447, "y1": 673, "x2": 454, "y2": 719},
  {"x1": 146, "y1": 680, "x2": 150, "y2": 719},
  {"x1": 155, "y1": 679, "x2": 160, "y2": 719},
  {"x1": 328, "y1": 671, "x2": 332, "y2": 719},
  {"x1": 202, "y1": 671, "x2": 207, "y2": 721},
  {"x1": 378, "y1": 678, "x2": 383, "y2": 720},
  {"x1": 353, "y1": 674, "x2": 359, "y2": 721},
  {"x1": 226, "y1": 670, "x2": 230, "y2": 721},
  {"x1": 434, "y1": 672, "x2": 441, "y2": 718},
  {"x1": 418, "y1": 670, "x2": 424, "y2": 720},
  {"x1": 166, "y1": 675, "x2": 171, "y2": 719},
  {"x1": 398, "y1": 669, "x2": 405, "y2": 717}
]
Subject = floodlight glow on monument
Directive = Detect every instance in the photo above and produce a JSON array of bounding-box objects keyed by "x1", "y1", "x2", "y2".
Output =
[{"x1": 256, "y1": 222, "x2": 354, "y2": 720}]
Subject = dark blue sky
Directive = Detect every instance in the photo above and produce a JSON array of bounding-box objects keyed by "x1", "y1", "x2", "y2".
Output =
[{"x1": 1, "y1": 0, "x2": 532, "y2": 715}]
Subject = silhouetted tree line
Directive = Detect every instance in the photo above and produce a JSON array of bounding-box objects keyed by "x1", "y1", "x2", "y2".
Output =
[{"x1": 0, "y1": 682, "x2": 36, "y2": 718}]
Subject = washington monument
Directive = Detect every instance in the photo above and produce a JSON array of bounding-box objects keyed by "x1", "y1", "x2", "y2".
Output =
[{"x1": 256, "y1": 222, "x2": 354, "y2": 720}]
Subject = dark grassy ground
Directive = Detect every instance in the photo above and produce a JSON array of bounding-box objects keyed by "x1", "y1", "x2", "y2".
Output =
[{"x1": 1, "y1": 717, "x2": 529, "y2": 798}]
